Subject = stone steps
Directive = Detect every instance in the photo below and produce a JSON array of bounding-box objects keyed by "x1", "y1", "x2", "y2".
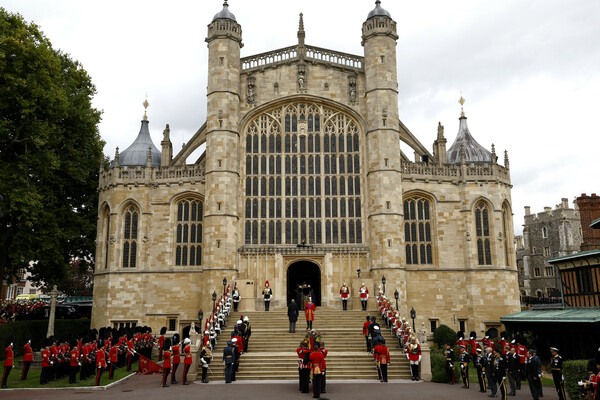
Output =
[{"x1": 201, "y1": 308, "x2": 412, "y2": 381}]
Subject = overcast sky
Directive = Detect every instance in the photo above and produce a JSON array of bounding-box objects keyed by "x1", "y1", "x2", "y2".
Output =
[{"x1": 4, "y1": 0, "x2": 599, "y2": 235}]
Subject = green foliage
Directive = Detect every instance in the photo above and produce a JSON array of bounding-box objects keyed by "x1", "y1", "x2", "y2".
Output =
[
  {"x1": 431, "y1": 351, "x2": 461, "y2": 383},
  {"x1": 0, "y1": 8, "x2": 104, "y2": 287},
  {"x1": 433, "y1": 324, "x2": 457, "y2": 347},
  {"x1": 0, "y1": 319, "x2": 90, "y2": 359},
  {"x1": 563, "y1": 359, "x2": 592, "y2": 400}
]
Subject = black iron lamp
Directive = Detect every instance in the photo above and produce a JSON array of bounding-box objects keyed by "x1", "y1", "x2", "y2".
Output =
[{"x1": 410, "y1": 307, "x2": 416, "y2": 331}]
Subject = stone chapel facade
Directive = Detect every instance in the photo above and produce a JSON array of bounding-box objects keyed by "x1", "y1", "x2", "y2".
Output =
[{"x1": 91, "y1": 1, "x2": 520, "y2": 335}]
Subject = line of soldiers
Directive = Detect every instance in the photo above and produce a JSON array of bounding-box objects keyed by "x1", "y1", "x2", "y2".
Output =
[
  {"x1": 445, "y1": 331, "x2": 579, "y2": 400},
  {"x1": 376, "y1": 295, "x2": 413, "y2": 350},
  {"x1": 297, "y1": 330, "x2": 328, "y2": 400}
]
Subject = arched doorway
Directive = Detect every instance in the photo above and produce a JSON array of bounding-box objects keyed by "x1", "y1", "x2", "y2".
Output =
[{"x1": 287, "y1": 261, "x2": 321, "y2": 307}]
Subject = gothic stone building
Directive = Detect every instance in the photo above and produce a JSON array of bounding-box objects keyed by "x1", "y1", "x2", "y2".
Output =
[
  {"x1": 516, "y1": 199, "x2": 583, "y2": 299},
  {"x1": 91, "y1": 1, "x2": 520, "y2": 335}
]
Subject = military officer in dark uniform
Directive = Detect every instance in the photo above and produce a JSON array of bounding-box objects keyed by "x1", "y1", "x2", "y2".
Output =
[
  {"x1": 506, "y1": 346, "x2": 519, "y2": 396},
  {"x1": 459, "y1": 345, "x2": 470, "y2": 388},
  {"x1": 445, "y1": 343, "x2": 455, "y2": 384},
  {"x1": 485, "y1": 346, "x2": 496, "y2": 396},
  {"x1": 526, "y1": 349, "x2": 543, "y2": 400},
  {"x1": 222, "y1": 340, "x2": 236, "y2": 383},
  {"x1": 491, "y1": 348, "x2": 506, "y2": 400},
  {"x1": 550, "y1": 347, "x2": 566, "y2": 400},
  {"x1": 475, "y1": 348, "x2": 486, "y2": 392}
]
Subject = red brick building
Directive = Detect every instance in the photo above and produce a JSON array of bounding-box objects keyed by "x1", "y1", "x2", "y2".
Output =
[{"x1": 577, "y1": 193, "x2": 600, "y2": 251}]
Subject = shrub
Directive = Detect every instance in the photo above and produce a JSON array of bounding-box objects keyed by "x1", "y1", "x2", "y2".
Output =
[
  {"x1": 0, "y1": 319, "x2": 90, "y2": 359},
  {"x1": 433, "y1": 324, "x2": 456, "y2": 348},
  {"x1": 563, "y1": 359, "x2": 592, "y2": 400}
]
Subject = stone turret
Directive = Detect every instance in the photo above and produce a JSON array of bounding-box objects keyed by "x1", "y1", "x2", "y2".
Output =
[
  {"x1": 114, "y1": 99, "x2": 161, "y2": 167},
  {"x1": 161, "y1": 124, "x2": 172, "y2": 167},
  {"x1": 203, "y1": 0, "x2": 242, "y2": 274},
  {"x1": 447, "y1": 96, "x2": 492, "y2": 164},
  {"x1": 433, "y1": 122, "x2": 447, "y2": 165},
  {"x1": 361, "y1": 1, "x2": 406, "y2": 309}
]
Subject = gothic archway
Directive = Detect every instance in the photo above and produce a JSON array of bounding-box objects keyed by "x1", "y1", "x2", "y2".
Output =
[{"x1": 287, "y1": 261, "x2": 321, "y2": 307}]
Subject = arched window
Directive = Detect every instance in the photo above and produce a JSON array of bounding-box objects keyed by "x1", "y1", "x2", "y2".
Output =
[
  {"x1": 403, "y1": 197, "x2": 433, "y2": 264},
  {"x1": 175, "y1": 198, "x2": 204, "y2": 266},
  {"x1": 243, "y1": 102, "x2": 362, "y2": 245},
  {"x1": 122, "y1": 205, "x2": 138, "y2": 268},
  {"x1": 502, "y1": 204, "x2": 511, "y2": 267},
  {"x1": 101, "y1": 207, "x2": 111, "y2": 270},
  {"x1": 475, "y1": 201, "x2": 492, "y2": 265}
]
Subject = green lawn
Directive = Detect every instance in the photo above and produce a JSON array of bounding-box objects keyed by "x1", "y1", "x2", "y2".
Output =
[
  {"x1": 2, "y1": 356, "x2": 134, "y2": 389},
  {"x1": 463, "y1": 365, "x2": 555, "y2": 388}
]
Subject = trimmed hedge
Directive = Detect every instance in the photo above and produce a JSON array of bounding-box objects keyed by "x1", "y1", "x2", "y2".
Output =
[
  {"x1": 0, "y1": 319, "x2": 90, "y2": 359},
  {"x1": 431, "y1": 345, "x2": 461, "y2": 383},
  {"x1": 433, "y1": 324, "x2": 457, "y2": 348},
  {"x1": 563, "y1": 359, "x2": 593, "y2": 400}
]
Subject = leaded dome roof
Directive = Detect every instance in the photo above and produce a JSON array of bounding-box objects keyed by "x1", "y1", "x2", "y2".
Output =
[
  {"x1": 367, "y1": 0, "x2": 392, "y2": 20},
  {"x1": 446, "y1": 116, "x2": 492, "y2": 164},
  {"x1": 117, "y1": 119, "x2": 161, "y2": 167},
  {"x1": 213, "y1": 0, "x2": 237, "y2": 22}
]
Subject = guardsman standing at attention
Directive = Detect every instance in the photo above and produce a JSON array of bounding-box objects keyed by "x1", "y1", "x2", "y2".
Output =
[
  {"x1": 2, "y1": 337, "x2": 13, "y2": 388},
  {"x1": 161, "y1": 338, "x2": 171, "y2": 387},
  {"x1": 199, "y1": 341, "x2": 212, "y2": 383},
  {"x1": 550, "y1": 347, "x2": 566, "y2": 400},
  {"x1": 475, "y1": 348, "x2": 486, "y2": 392},
  {"x1": 499, "y1": 332, "x2": 510, "y2": 355},
  {"x1": 171, "y1": 334, "x2": 181, "y2": 384},
  {"x1": 182, "y1": 338, "x2": 192, "y2": 385},
  {"x1": 374, "y1": 338, "x2": 390, "y2": 383},
  {"x1": 445, "y1": 343, "x2": 455, "y2": 384},
  {"x1": 407, "y1": 335, "x2": 422, "y2": 381},
  {"x1": 468, "y1": 331, "x2": 480, "y2": 369},
  {"x1": 263, "y1": 281, "x2": 272, "y2": 311},
  {"x1": 526, "y1": 349, "x2": 542, "y2": 400},
  {"x1": 305, "y1": 297, "x2": 316, "y2": 330},
  {"x1": 40, "y1": 340, "x2": 52, "y2": 385},
  {"x1": 363, "y1": 316, "x2": 372, "y2": 352},
  {"x1": 359, "y1": 283, "x2": 369, "y2": 311},
  {"x1": 232, "y1": 283, "x2": 241, "y2": 312},
  {"x1": 95, "y1": 341, "x2": 106, "y2": 386},
  {"x1": 459, "y1": 345, "x2": 470, "y2": 388},
  {"x1": 69, "y1": 340, "x2": 80, "y2": 384},
  {"x1": 21, "y1": 336, "x2": 33, "y2": 380},
  {"x1": 108, "y1": 336, "x2": 118, "y2": 380},
  {"x1": 309, "y1": 343, "x2": 326, "y2": 400},
  {"x1": 340, "y1": 283, "x2": 350, "y2": 310}
]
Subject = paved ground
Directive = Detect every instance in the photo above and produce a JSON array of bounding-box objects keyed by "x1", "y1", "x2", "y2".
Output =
[{"x1": 2, "y1": 374, "x2": 560, "y2": 400}]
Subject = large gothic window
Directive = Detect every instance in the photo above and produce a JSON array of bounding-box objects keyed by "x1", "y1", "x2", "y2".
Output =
[
  {"x1": 175, "y1": 198, "x2": 204, "y2": 266},
  {"x1": 122, "y1": 205, "x2": 138, "y2": 268},
  {"x1": 244, "y1": 102, "x2": 362, "y2": 245},
  {"x1": 475, "y1": 201, "x2": 492, "y2": 265},
  {"x1": 404, "y1": 197, "x2": 433, "y2": 264}
]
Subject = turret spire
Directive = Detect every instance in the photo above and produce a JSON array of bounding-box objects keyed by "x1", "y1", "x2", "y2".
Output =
[
  {"x1": 143, "y1": 96, "x2": 149, "y2": 121},
  {"x1": 297, "y1": 13, "x2": 306, "y2": 59},
  {"x1": 459, "y1": 91, "x2": 466, "y2": 118}
]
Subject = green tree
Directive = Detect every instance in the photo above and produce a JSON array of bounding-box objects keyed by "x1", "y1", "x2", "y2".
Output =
[
  {"x1": 433, "y1": 324, "x2": 457, "y2": 348},
  {"x1": 0, "y1": 8, "x2": 104, "y2": 289}
]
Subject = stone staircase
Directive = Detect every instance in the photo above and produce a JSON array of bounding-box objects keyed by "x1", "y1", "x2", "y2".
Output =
[{"x1": 201, "y1": 307, "x2": 411, "y2": 381}]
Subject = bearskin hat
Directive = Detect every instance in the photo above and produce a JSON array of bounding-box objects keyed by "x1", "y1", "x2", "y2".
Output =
[
  {"x1": 469, "y1": 331, "x2": 477, "y2": 340},
  {"x1": 172, "y1": 333, "x2": 180, "y2": 345},
  {"x1": 500, "y1": 331, "x2": 507, "y2": 340},
  {"x1": 160, "y1": 327, "x2": 167, "y2": 335},
  {"x1": 457, "y1": 331, "x2": 464, "y2": 340},
  {"x1": 163, "y1": 338, "x2": 172, "y2": 351}
]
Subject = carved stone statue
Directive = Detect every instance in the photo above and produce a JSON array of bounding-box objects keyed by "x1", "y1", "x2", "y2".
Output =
[
  {"x1": 298, "y1": 71, "x2": 305, "y2": 90},
  {"x1": 247, "y1": 82, "x2": 255, "y2": 103},
  {"x1": 349, "y1": 81, "x2": 357, "y2": 102}
]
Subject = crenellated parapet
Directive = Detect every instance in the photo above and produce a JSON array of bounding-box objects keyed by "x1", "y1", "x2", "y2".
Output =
[
  {"x1": 241, "y1": 44, "x2": 364, "y2": 73},
  {"x1": 98, "y1": 161, "x2": 205, "y2": 191},
  {"x1": 401, "y1": 161, "x2": 511, "y2": 185}
]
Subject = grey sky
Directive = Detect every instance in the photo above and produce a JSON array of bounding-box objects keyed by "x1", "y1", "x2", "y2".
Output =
[{"x1": 4, "y1": 0, "x2": 599, "y2": 235}]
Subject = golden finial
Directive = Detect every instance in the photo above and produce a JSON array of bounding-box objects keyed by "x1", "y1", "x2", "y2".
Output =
[
  {"x1": 143, "y1": 96, "x2": 149, "y2": 121},
  {"x1": 459, "y1": 91, "x2": 465, "y2": 118}
]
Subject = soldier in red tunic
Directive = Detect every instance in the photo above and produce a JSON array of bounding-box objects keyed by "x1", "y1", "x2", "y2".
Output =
[
  {"x1": 340, "y1": 283, "x2": 350, "y2": 311},
  {"x1": 374, "y1": 339, "x2": 391, "y2": 382},
  {"x1": 2, "y1": 337, "x2": 13, "y2": 388},
  {"x1": 108, "y1": 336, "x2": 119, "y2": 380},
  {"x1": 359, "y1": 283, "x2": 369, "y2": 311},
  {"x1": 297, "y1": 342, "x2": 311, "y2": 393},
  {"x1": 69, "y1": 340, "x2": 80, "y2": 384},
  {"x1": 40, "y1": 340, "x2": 52, "y2": 385},
  {"x1": 182, "y1": 338, "x2": 193, "y2": 385},
  {"x1": 304, "y1": 298, "x2": 316, "y2": 330},
  {"x1": 95, "y1": 342, "x2": 107, "y2": 386},
  {"x1": 171, "y1": 334, "x2": 181, "y2": 384},
  {"x1": 309, "y1": 343, "x2": 326, "y2": 399},
  {"x1": 21, "y1": 336, "x2": 33, "y2": 380},
  {"x1": 498, "y1": 332, "x2": 510, "y2": 355},
  {"x1": 161, "y1": 338, "x2": 172, "y2": 387},
  {"x1": 407, "y1": 335, "x2": 422, "y2": 381},
  {"x1": 157, "y1": 327, "x2": 166, "y2": 361},
  {"x1": 362, "y1": 316, "x2": 372, "y2": 352},
  {"x1": 467, "y1": 331, "x2": 480, "y2": 369}
]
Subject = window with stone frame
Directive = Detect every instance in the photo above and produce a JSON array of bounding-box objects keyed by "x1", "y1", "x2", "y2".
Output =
[
  {"x1": 475, "y1": 201, "x2": 492, "y2": 265},
  {"x1": 545, "y1": 266, "x2": 554, "y2": 276},
  {"x1": 542, "y1": 226, "x2": 548, "y2": 238},
  {"x1": 502, "y1": 205, "x2": 511, "y2": 266},
  {"x1": 122, "y1": 205, "x2": 139, "y2": 268},
  {"x1": 403, "y1": 197, "x2": 433, "y2": 264},
  {"x1": 534, "y1": 267, "x2": 541, "y2": 277},
  {"x1": 175, "y1": 198, "x2": 204, "y2": 266},
  {"x1": 244, "y1": 102, "x2": 362, "y2": 245}
]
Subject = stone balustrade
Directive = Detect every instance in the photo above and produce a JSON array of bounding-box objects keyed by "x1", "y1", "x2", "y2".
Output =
[
  {"x1": 401, "y1": 161, "x2": 511, "y2": 185},
  {"x1": 99, "y1": 164, "x2": 205, "y2": 190}
]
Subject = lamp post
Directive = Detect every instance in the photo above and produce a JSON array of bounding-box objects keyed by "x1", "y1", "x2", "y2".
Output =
[
  {"x1": 394, "y1": 289, "x2": 399, "y2": 310},
  {"x1": 212, "y1": 291, "x2": 217, "y2": 312},
  {"x1": 222, "y1": 277, "x2": 227, "y2": 296},
  {"x1": 410, "y1": 307, "x2": 416, "y2": 332},
  {"x1": 382, "y1": 276, "x2": 386, "y2": 295},
  {"x1": 197, "y1": 308, "x2": 204, "y2": 331}
]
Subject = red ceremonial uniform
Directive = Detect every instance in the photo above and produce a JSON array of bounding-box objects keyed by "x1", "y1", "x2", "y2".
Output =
[
  {"x1": 467, "y1": 339, "x2": 480, "y2": 354},
  {"x1": 41, "y1": 349, "x2": 52, "y2": 367},
  {"x1": 183, "y1": 344, "x2": 193, "y2": 365},
  {"x1": 70, "y1": 348, "x2": 79, "y2": 367},
  {"x1": 363, "y1": 321, "x2": 370, "y2": 336},
  {"x1": 374, "y1": 344, "x2": 390, "y2": 364},
  {"x1": 516, "y1": 344, "x2": 527, "y2": 365},
  {"x1": 172, "y1": 344, "x2": 181, "y2": 364},
  {"x1": 305, "y1": 302, "x2": 316, "y2": 321},
  {"x1": 408, "y1": 344, "x2": 421, "y2": 362},
  {"x1": 96, "y1": 349, "x2": 106, "y2": 368},
  {"x1": 340, "y1": 286, "x2": 350, "y2": 299},
  {"x1": 233, "y1": 336, "x2": 244, "y2": 352},
  {"x1": 163, "y1": 350, "x2": 172, "y2": 369},
  {"x1": 498, "y1": 339, "x2": 510, "y2": 354},
  {"x1": 110, "y1": 346, "x2": 118, "y2": 363},
  {"x1": 23, "y1": 343, "x2": 33, "y2": 362},
  {"x1": 359, "y1": 286, "x2": 369, "y2": 298},
  {"x1": 3, "y1": 346, "x2": 13, "y2": 367}
]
